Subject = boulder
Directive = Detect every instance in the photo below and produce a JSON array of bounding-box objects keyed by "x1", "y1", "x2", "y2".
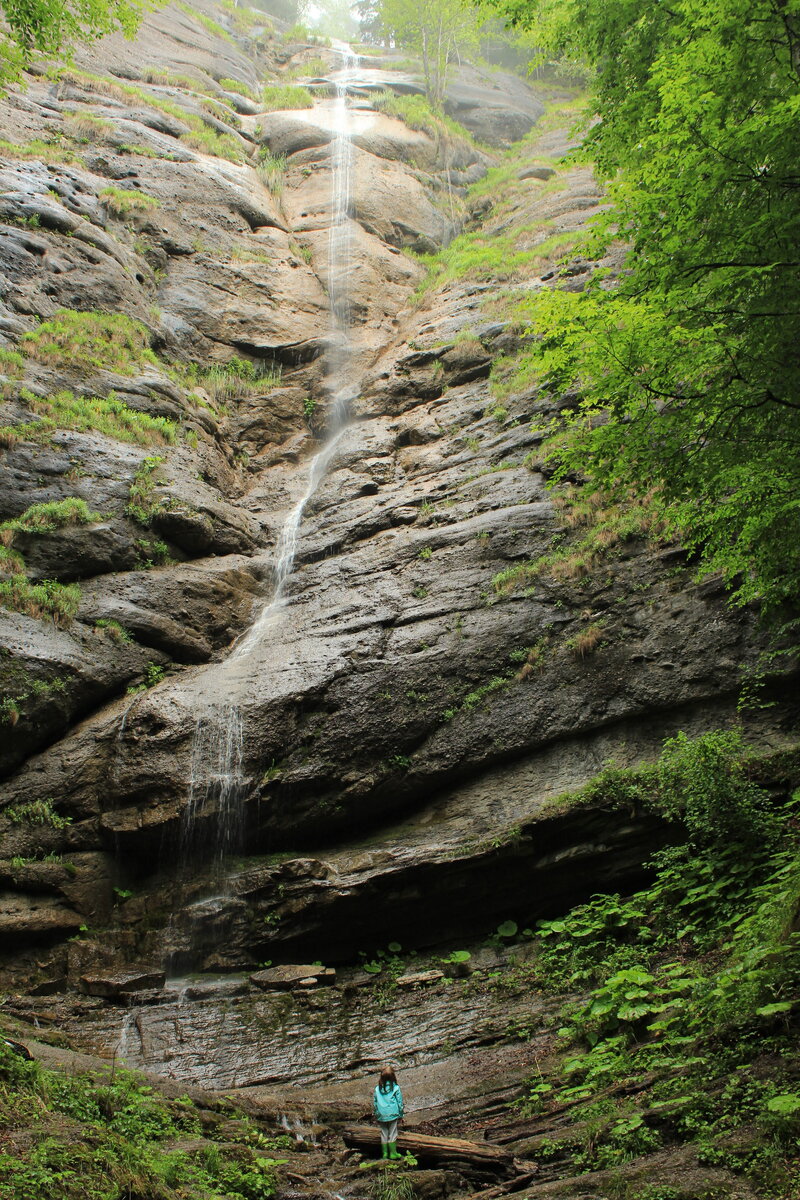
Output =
[
  {"x1": 249, "y1": 964, "x2": 336, "y2": 990},
  {"x1": 78, "y1": 969, "x2": 166, "y2": 997},
  {"x1": 0, "y1": 894, "x2": 83, "y2": 943},
  {"x1": 519, "y1": 165, "x2": 556, "y2": 181}
]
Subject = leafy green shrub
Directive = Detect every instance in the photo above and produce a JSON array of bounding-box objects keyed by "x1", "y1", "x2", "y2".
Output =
[
  {"x1": 657, "y1": 729, "x2": 779, "y2": 850},
  {"x1": 0, "y1": 1047, "x2": 282, "y2": 1200},
  {"x1": 532, "y1": 739, "x2": 800, "y2": 1100},
  {"x1": 21, "y1": 311, "x2": 158, "y2": 375}
]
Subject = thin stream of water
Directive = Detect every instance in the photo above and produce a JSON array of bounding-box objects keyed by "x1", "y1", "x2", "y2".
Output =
[{"x1": 177, "y1": 46, "x2": 360, "y2": 876}]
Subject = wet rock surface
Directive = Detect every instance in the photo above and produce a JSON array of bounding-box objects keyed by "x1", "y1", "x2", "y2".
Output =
[
  {"x1": 0, "y1": 9, "x2": 798, "y2": 1200},
  {"x1": 1, "y1": 21, "x2": 797, "y2": 979}
]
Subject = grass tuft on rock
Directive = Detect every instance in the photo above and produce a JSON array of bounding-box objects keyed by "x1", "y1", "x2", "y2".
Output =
[
  {"x1": 100, "y1": 186, "x2": 161, "y2": 215},
  {"x1": 182, "y1": 127, "x2": 245, "y2": 161},
  {"x1": 0, "y1": 498, "x2": 102, "y2": 542},
  {"x1": 11, "y1": 388, "x2": 176, "y2": 447},
  {"x1": 219, "y1": 76, "x2": 256, "y2": 99},
  {"x1": 0, "y1": 138, "x2": 80, "y2": 164},
  {"x1": 261, "y1": 83, "x2": 313, "y2": 109},
  {"x1": 0, "y1": 575, "x2": 82, "y2": 626},
  {"x1": 371, "y1": 90, "x2": 475, "y2": 145},
  {"x1": 21, "y1": 310, "x2": 158, "y2": 376}
]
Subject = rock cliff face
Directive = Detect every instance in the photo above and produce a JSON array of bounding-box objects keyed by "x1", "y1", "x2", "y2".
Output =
[{"x1": 0, "y1": 0, "x2": 797, "y2": 1011}]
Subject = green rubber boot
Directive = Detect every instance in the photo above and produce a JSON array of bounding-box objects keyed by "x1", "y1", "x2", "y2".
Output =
[
  {"x1": 388, "y1": 1142, "x2": 401, "y2": 1160},
  {"x1": 381, "y1": 1143, "x2": 389, "y2": 1160}
]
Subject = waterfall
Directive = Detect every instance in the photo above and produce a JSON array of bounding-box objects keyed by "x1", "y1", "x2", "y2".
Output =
[
  {"x1": 182, "y1": 701, "x2": 244, "y2": 861},
  {"x1": 326, "y1": 42, "x2": 358, "y2": 416},
  {"x1": 177, "y1": 46, "x2": 360, "y2": 878}
]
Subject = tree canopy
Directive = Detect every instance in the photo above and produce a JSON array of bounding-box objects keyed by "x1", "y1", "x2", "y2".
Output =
[
  {"x1": 492, "y1": 0, "x2": 800, "y2": 616},
  {"x1": 374, "y1": 0, "x2": 491, "y2": 105},
  {"x1": 1, "y1": 0, "x2": 149, "y2": 87}
]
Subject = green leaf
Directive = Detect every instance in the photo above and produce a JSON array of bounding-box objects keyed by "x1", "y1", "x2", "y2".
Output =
[
  {"x1": 755, "y1": 1001, "x2": 793, "y2": 1017},
  {"x1": 497, "y1": 920, "x2": 518, "y2": 939}
]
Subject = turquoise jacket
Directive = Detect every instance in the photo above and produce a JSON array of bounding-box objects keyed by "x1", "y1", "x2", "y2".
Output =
[{"x1": 373, "y1": 1082, "x2": 404, "y2": 1122}]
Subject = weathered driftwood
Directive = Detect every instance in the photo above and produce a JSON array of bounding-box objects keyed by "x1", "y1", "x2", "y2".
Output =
[{"x1": 342, "y1": 1125, "x2": 515, "y2": 1173}]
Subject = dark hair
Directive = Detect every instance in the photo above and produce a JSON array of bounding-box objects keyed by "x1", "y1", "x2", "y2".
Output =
[{"x1": 379, "y1": 1066, "x2": 397, "y2": 1090}]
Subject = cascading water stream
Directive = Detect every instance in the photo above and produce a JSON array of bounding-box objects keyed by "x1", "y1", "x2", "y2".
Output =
[{"x1": 176, "y1": 46, "x2": 360, "y2": 883}]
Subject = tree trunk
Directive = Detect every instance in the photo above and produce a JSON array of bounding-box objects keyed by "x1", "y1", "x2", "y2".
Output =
[{"x1": 342, "y1": 1125, "x2": 517, "y2": 1175}]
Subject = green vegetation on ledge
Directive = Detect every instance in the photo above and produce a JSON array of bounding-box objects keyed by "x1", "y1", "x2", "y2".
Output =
[
  {"x1": 0, "y1": 1048, "x2": 287, "y2": 1200},
  {"x1": 21, "y1": 311, "x2": 158, "y2": 376},
  {"x1": 0, "y1": 498, "x2": 102, "y2": 541},
  {"x1": 1, "y1": 388, "x2": 176, "y2": 448},
  {"x1": 261, "y1": 83, "x2": 313, "y2": 109},
  {"x1": 371, "y1": 90, "x2": 476, "y2": 145},
  {"x1": 497, "y1": 732, "x2": 800, "y2": 1196}
]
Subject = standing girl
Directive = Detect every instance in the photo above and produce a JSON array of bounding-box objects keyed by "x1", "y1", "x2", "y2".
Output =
[{"x1": 372, "y1": 1065, "x2": 404, "y2": 1159}]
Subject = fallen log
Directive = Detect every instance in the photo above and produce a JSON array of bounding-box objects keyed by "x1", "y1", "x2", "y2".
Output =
[
  {"x1": 458, "y1": 1169, "x2": 539, "y2": 1200},
  {"x1": 342, "y1": 1125, "x2": 515, "y2": 1174}
]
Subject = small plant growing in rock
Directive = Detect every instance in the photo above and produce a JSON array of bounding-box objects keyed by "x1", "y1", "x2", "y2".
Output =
[
  {"x1": 1, "y1": 697, "x2": 21, "y2": 725},
  {"x1": 126, "y1": 457, "x2": 167, "y2": 527},
  {"x1": 5, "y1": 798, "x2": 72, "y2": 829},
  {"x1": 565, "y1": 622, "x2": 605, "y2": 659},
  {"x1": 94, "y1": 619, "x2": 133, "y2": 644},
  {"x1": 127, "y1": 663, "x2": 166, "y2": 693},
  {"x1": 134, "y1": 538, "x2": 172, "y2": 568},
  {"x1": 418, "y1": 546, "x2": 432, "y2": 560},
  {"x1": 0, "y1": 348, "x2": 24, "y2": 379}
]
